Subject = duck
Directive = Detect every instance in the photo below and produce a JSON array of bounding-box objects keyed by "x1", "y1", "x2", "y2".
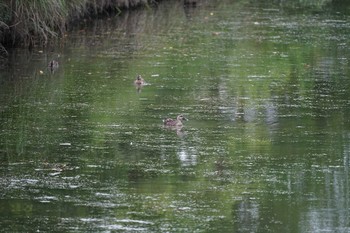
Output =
[
  {"x1": 134, "y1": 75, "x2": 144, "y2": 85},
  {"x1": 163, "y1": 115, "x2": 187, "y2": 127},
  {"x1": 48, "y1": 60, "x2": 59, "y2": 70}
]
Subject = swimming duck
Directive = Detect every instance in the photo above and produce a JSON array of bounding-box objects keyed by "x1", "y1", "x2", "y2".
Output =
[
  {"x1": 48, "y1": 60, "x2": 59, "y2": 70},
  {"x1": 163, "y1": 115, "x2": 187, "y2": 127},
  {"x1": 134, "y1": 75, "x2": 144, "y2": 85}
]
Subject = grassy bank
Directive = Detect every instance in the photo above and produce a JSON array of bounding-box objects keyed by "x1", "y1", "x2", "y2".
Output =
[{"x1": 0, "y1": 0, "x2": 155, "y2": 53}]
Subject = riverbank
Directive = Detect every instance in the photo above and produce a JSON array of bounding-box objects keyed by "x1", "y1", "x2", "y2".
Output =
[{"x1": 0, "y1": 0, "x2": 159, "y2": 54}]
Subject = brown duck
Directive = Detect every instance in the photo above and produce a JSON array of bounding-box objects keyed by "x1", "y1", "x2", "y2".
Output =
[
  {"x1": 163, "y1": 115, "x2": 187, "y2": 127},
  {"x1": 134, "y1": 75, "x2": 145, "y2": 85},
  {"x1": 48, "y1": 60, "x2": 59, "y2": 70}
]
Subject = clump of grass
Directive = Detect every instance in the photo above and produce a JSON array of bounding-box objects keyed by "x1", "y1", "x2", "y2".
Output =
[
  {"x1": 0, "y1": 2, "x2": 12, "y2": 54},
  {"x1": 0, "y1": 0, "x2": 154, "y2": 52},
  {"x1": 1, "y1": 0, "x2": 69, "y2": 48}
]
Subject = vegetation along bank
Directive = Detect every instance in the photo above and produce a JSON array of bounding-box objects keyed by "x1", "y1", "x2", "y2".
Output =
[{"x1": 0, "y1": 0, "x2": 158, "y2": 54}]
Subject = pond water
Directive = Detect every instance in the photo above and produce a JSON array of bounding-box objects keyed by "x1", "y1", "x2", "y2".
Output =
[{"x1": 1, "y1": 0, "x2": 350, "y2": 232}]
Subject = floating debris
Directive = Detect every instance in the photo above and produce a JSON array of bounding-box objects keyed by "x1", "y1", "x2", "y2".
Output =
[{"x1": 59, "y1": 142, "x2": 71, "y2": 146}]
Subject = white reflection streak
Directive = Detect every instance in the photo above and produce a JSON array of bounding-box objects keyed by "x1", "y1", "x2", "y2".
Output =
[
  {"x1": 302, "y1": 157, "x2": 350, "y2": 232},
  {"x1": 177, "y1": 147, "x2": 197, "y2": 166}
]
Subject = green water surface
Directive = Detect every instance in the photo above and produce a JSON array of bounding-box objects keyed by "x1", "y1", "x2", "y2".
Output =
[{"x1": 1, "y1": 0, "x2": 350, "y2": 232}]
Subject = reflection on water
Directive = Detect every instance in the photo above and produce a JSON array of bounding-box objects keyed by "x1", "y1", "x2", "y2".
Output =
[{"x1": 1, "y1": 0, "x2": 350, "y2": 232}]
